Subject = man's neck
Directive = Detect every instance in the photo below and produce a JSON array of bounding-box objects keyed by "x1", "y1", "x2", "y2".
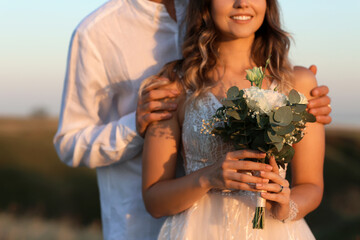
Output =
[{"x1": 149, "y1": 0, "x2": 177, "y2": 22}]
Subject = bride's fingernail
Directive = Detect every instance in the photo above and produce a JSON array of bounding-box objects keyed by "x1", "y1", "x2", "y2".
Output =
[
  {"x1": 262, "y1": 178, "x2": 269, "y2": 183},
  {"x1": 256, "y1": 183, "x2": 263, "y2": 187},
  {"x1": 266, "y1": 165, "x2": 273, "y2": 170}
]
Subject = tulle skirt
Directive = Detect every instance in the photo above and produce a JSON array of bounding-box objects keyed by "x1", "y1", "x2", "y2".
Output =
[{"x1": 158, "y1": 191, "x2": 315, "y2": 240}]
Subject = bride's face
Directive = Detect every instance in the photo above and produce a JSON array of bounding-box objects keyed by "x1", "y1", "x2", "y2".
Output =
[{"x1": 211, "y1": 0, "x2": 267, "y2": 41}]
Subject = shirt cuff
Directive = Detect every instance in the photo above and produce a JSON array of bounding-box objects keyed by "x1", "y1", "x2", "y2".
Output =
[{"x1": 118, "y1": 111, "x2": 143, "y2": 140}]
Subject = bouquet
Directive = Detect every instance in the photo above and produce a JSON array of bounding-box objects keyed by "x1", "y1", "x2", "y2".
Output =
[{"x1": 202, "y1": 59, "x2": 315, "y2": 229}]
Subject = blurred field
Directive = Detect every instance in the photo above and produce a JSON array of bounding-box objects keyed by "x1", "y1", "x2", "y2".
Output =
[
  {"x1": 306, "y1": 127, "x2": 360, "y2": 240},
  {"x1": 0, "y1": 117, "x2": 359, "y2": 239},
  {"x1": 0, "y1": 117, "x2": 101, "y2": 238},
  {"x1": 0, "y1": 213, "x2": 101, "y2": 240}
]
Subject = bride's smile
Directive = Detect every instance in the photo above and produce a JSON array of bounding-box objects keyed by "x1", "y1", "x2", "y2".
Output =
[
  {"x1": 230, "y1": 14, "x2": 253, "y2": 22},
  {"x1": 211, "y1": 0, "x2": 267, "y2": 41}
]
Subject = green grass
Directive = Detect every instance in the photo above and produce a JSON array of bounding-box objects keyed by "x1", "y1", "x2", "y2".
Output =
[{"x1": 0, "y1": 118, "x2": 359, "y2": 239}]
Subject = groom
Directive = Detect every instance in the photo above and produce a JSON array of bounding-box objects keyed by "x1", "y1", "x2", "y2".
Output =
[{"x1": 53, "y1": 0, "x2": 332, "y2": 239}]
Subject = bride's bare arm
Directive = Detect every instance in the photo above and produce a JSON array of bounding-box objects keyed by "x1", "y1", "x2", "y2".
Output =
[
  {"x1": 142, "y1": 92, "x2": 212, "y2": 218},
  {"x1": 290, "y1": 66, "x2": 325, "y2": 219}
]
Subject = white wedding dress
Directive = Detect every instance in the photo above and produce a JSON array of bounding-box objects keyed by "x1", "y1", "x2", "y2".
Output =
[{"x1": 158, "y1": 91, "x2": 316, "y2": 240}]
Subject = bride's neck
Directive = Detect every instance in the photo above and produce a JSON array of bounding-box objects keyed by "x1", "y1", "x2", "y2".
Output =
[{"x1": 217, "y1": 36, "x2": 254, "y2": 73}]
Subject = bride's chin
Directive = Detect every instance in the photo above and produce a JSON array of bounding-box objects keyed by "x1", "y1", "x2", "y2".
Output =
[{"x1": 217, "y1": 32, "x2": 256, "y2": 43}]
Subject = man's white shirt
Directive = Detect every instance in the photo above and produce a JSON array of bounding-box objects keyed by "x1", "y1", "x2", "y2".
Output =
[{"x1": 53, "y1": 0, "x2": 187, "y2": 239}]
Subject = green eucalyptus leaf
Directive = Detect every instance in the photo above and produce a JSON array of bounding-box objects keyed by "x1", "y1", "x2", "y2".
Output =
[
  {"x1": 274, "y1": 141, "x2": 284, "y2": 152},
  {"x1": 293, "y1": 104, "x2": 307, "y2": 113},
  {"x1": 274, "y1": 106, "x2": 293, "y2": 125},
  {"x1": 264, "y1": 130, "x2": 272, "y2": 144},
  {"x1": 247, "y1": 99, "x2": 257, "y2": 110},
  {"x1": 269, "y1": 112, "x2": 278, "y2": 125},
  {"x1": 227, "y1": 86, "x2": 240, "y2": 99},
  {"x1": 276, "y1": 121, "x2": 292, "y2": 127},
  {"x1": 278, "y1": 144, "x2": 295, "y2": 163},
  {"x1": 289, "y1": 89, "x2": 301, "y2": 104},
  {"x1": 267, "y1": 129, "x2": 283, "y2": 143},
  {"x1": 303, "y1": 111, "x2": 316, "y2": 122},
  {"x1": 273, "y1": 124, "x2": 295, "y2": 135},
  {"x1": 227, "y1": 110, "x2": 241, "y2": 120},
  {"x1": 238, "y1": 98, "x2": 247, "y2": 110},
  {"x1": 292, "y1": 113, "x2": 302, "y2": 122},
  {"x1": 256, "y1": 114, "x2": 268, "y2": 128},
  {"x1": 271, "y1": 122, "x2": 291, "y2": 132},
  {"x1": 239, "y1": 90, "x2": 245, "y2": 98},
  {"x1": 222, "y1": 100, "x2": 235, "y2": 107},
  {"x1": 284, "y1": 144, "x2": 295, "y2": 163}
]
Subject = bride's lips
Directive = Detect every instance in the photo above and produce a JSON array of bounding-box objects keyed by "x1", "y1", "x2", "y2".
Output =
[{"x1": 230, "y1": 14, "x2": 253, "y2": 24}]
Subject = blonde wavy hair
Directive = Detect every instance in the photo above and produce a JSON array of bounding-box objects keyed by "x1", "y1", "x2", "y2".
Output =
[{"x1": 143, "y1": 0, "x2": 293, "y2": 97}]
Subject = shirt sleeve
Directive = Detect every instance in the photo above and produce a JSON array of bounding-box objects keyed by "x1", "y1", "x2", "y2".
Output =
[{"x1": 53, "y1": 29, "x2": 144, "y2": 169}]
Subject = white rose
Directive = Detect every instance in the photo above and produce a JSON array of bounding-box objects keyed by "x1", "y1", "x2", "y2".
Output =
[
  {"x1": 243, "y1": 87, "x2": 287, "y2": 115},
  {"x1": 263, "y1": 89, "x2": 288, "y2": 111},
  {"x1": 243, "y1": 87, "x2": 268, "y2": 114}
]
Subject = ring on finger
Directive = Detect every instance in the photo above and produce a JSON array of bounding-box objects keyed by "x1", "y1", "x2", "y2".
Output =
[{"x1": 277, "y1": 184, "x2": 284, "y2": 193}]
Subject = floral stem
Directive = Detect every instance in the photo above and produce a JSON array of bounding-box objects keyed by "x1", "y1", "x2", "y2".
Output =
[
  {"x1": 252, "y1": 206, "x2": 265, "y2": 229},
  {"x1": 259, "y1": 57, "x2": 271, "y2": 89}
]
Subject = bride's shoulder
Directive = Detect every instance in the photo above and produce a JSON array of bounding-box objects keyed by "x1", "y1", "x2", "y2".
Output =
[
  {"x1": 292, "y1": 66, "x2": 318, "y2": 99},
  {"x1": 141, "y1": 75, "x2": 187, "y2": 101},
  {"x1": 147, "y1": 77, "x2": 187, "y2": 122},
  {"x1": 158, "y1": 80, "x2": 187, "y2": 104}
]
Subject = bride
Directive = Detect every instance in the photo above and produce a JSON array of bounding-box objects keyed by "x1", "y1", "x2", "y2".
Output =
[{"x1": 141, "y1": 0, "x2": 325, "y2": 239}]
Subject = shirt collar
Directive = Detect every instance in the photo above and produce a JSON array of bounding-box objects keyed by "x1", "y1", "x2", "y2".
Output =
[{"x1": 130, "y1": 0, "x2": 188, "y2": 23}]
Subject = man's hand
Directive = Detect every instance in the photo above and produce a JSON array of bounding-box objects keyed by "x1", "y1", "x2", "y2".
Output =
[
  {"x1": 307, "y1": 65, "x2": 332, "y2": 125},
  {"x1": 136, "y1": 77, "x2": 180, "y2": 137}
]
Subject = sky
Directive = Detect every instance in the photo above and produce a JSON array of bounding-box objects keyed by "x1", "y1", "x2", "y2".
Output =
[{"x1": 0, "y1": 0, "x2": 359, "y2": 127}]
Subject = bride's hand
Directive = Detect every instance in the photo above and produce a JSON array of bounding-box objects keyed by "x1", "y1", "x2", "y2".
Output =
[
  {"x1": 255, "y1": 156, "x2": 291, "y2": 221},
  {"x1": 203, "y1": 150, "x2": 273, "y2": 192}
]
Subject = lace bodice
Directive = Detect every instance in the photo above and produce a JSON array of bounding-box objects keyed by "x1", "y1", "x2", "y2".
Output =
[
  {"x1": 181, "y1": 91, "x2": 287, "y2": 178},
  {"x1": 182, "y1": 92, "x2": 233, "y2": 175}
]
